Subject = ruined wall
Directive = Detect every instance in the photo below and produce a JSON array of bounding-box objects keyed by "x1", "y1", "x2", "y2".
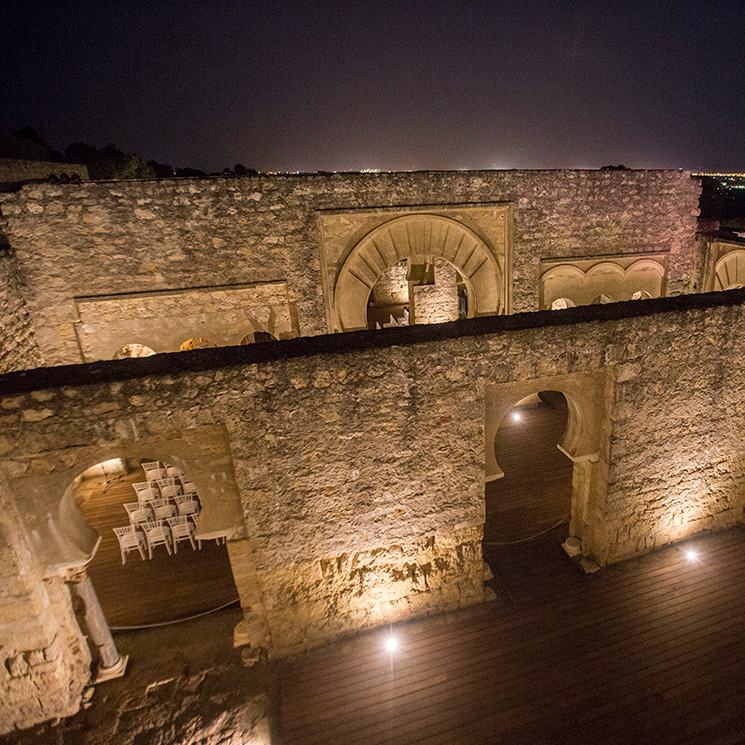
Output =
[
  {"x1": 411, "y1": 258, "x2": 460, "y2": 324},
  {"x1": 0, "y1": 170, "x2": 699, "y2": 366},
  {"x1": 370, "y1": 262, "x2": 408, "y2": 306},
  {"x1": 75, "y1": 281, "x2": 296, "y2": 361},
  {"x1": 0, "y1": 249, "x2": 42, "y2": 373},
  {"x1": 0, "y1": 479, "x2": 90, "y2": 733},
  {"x1": 1, "y1": 291, "x2": 742, "y2": 702}
]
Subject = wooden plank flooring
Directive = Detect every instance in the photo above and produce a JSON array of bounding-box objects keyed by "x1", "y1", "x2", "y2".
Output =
[
  {"x1": 280, "y1": 395, "x2": 745, "y2": 743},
  {"x1": 279, "y1": 527, "x2": 745, "y2": 744},
  {"x1": 484, "y1": 394, "x2": 572, "y2": 544},
  {"x1": 76, "y1": 467, "x2": 239, "y2": 627}
]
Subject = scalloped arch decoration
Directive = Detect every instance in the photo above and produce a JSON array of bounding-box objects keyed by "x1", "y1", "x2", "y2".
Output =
[
  {"x1": 334, "y1": 214, "x2": 501, "y2": 331},
  {"x1": 541, "y1": 258, "x2": 665, "y2": 309}
]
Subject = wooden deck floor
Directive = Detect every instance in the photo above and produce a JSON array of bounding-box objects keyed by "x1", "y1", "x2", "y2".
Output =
[
  {"x1": 280, "y1": 398, "x2": 745, "y2": 743},
  {"x1": 484, "y1": 394, "x2": 572, "y2": 544},
  {"x1": 279, "y1": 526, "x2": 745, "y2": 744},
  {"x1": 77, "y1": 467, "x2": 239, "y2": 627}
]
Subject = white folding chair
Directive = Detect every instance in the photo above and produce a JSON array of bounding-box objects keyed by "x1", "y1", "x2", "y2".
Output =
[
  {"x1": 142, "y1": 461, "x2": 166, "y2": 482},
  {"x1": 133, "y1": 481, "x2": 159, "y2": 503},
  {"x1": 124, "y1": 502, "x2": 154, "y2": 525},
  {"x1": 167, "y1": 516, "x2": 198, "y2": 552},
  {"x1": 174, "y1": 494, "x2": 201, "y2": 519},
  {"x1": 156, "y1": 477, "x2": 182, "y2": 500},
  {"x1": 151, "y1": 499, "x2": 178, "y2": 520},
  {"x1": 113, "y1": 526, "x2": 147, "y2": 564},
  {"x1": 140, "y1": 520, "x2": 173, "y2": 559}
]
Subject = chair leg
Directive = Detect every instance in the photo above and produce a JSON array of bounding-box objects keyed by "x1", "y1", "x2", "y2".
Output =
[
  {"x1": 173, "y1": 537, "x2": 178, "y2": 554},
  {"x1": 137, "y1": 542, "x2": 146, "y2": 561},
  {"x1": 121, "y1": 548, "x2": 126, "y2": 566},
  {"x1": 188, "y1": 534, "x2": 196, "y2": 550},
  {"x1": 148, "y1": 541, "x2": 153, "y2": 560},
  {"x1": 165, "y1": 537, "x2": 172, "y2": 556}
]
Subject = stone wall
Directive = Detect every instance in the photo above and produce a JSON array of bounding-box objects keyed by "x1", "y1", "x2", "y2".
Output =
[
  {"x1": 74, "y1": 281, "x2": 296, "y2": 361},
  {"x1": 0, "y1": 479, "x2": 90, "y2": 733},
  {"x1": 3, "y1": 285, "x2": 743, "y2": 733},
  {"x1": 0, "y1": 249, "x2": 42, "y2": 373},
  {"x1": 411, "y1": 258, "x2": 460, "y2": 324},
  {"x1": 0, "y1": 170, "x2": 700, "y2": 366},
  {"x1": 1, "y1": 291, "x2": 745, "y2": 670},
  {"x1": 370, "y1": 262, "x2": 408, "y2": 306}
]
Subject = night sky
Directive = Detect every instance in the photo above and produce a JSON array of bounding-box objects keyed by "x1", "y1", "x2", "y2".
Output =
[{"x1": 3, "y1": 1, "x2": 745, "y2": 173}]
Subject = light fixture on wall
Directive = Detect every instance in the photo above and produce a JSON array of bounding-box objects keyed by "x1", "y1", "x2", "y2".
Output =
[
  {"x1": 685, "y1": 549, "x2": 699, "y2": 563},
  {"x1": 511, "y1": 411, "x2": 522, "y2": 422}
]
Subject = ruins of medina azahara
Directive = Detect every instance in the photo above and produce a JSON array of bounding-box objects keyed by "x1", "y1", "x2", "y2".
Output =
[{"x1": 3, "y1": 164, "x2": 745, "y2": 733}]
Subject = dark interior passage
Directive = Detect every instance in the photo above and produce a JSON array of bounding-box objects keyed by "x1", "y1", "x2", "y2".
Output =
[
  {"x1": 484, "y1": 391, "x2": 573, "y2": 545},
  {"x1": 76, "y1": 461, "x2": 239, "y2": 627}
]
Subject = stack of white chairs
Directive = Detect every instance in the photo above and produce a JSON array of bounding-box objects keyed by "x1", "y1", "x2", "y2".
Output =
[
  {"x1": 142, "y1": 460, "x2": 167, "y2": 482},
  {"x1": 124, "y1": 501, "x2": 153, "y2": 525},
  {"x1": 113, "y1": 463, "x2": 215, "y2": 564},
  {"x1": 151, "y1": 499, "x2": 178, "y2": 520},
  {"x1": 133, "y1": 480, "x2": 159, "y2": 503},
  {"x1": 167, "y1": 515, "x2": 199, "y2": 552},
  {"x1": 140, "y1": 520, "x2": 173, "y2": 559},
  {"x1": 113, "y1": 525, "x2": 147, "y2": 564}
]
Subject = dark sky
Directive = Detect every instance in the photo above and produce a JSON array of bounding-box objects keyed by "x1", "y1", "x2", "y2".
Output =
[{"x1": 2, "y1": 0, "x2": 745, "y2": 173}]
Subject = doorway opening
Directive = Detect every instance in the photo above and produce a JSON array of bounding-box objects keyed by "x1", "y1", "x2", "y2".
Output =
[
  {"x1": 483, "y1": 391, "x2": 576, "y2": 601},
  {"x1": 73, "y1": 457, "x2": 239, "y2": 627}
]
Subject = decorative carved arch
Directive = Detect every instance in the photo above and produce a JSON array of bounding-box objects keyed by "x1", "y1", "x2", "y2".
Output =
[
  {"x1": 485, "y1": 385, "x2": 599, "y2": 484},
  {"x1": 113, "y1": 343, "x2": 157, "y2": 359},
  {"x1": 541, "y1": 258, "x2": 666, "y2": 308},
  {"x1": 334, "y1": 214, "x2": 501, "y2": 331},
  {"x1": 484, "y1": 372, "x2": 610, "y2": 560},
  {"x1": 626, "y1": 258, "x2": 665, "y2": 279},
  {"x1": 585, "y1": 262, "x2": 626, "y2": 280},
  {"x1": 714, "y1": 250, "x2": 745, "y2": 291}
]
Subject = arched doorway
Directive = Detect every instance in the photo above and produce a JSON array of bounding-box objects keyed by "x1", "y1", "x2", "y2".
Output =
[
  {"x1": 240, "y1": 330, "x2": 277, "y2": 344},
  {"x1": 484, "y1": 391, "x2": 573, "y2": 544},
  {"x1": 73, "y1": 457, "x2": 239, "y2": 627},
  {"x1": 113, "y1": 343, "x2": 157, "y2": 359},
  {"x1": 483, "y1": 391, "x2": 575, "y2": 597},
  {"x1": 180, "y1": 337, "x2": 217, "y2": 351},
  {"x1": 334, "y1": 214, "x2": 501, "y2": 331}
]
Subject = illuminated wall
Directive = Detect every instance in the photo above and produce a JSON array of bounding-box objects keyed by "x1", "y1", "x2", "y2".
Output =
[{"x1": 0, "y1": 169, "x2": 699, "y2": 367}]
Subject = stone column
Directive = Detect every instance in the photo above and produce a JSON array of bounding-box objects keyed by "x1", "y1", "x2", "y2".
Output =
[{"x1": 70, "y1": 571, "x2": 128, "y2": 682}]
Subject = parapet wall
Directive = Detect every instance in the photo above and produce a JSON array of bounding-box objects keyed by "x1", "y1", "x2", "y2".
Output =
[{"x1": 0, "y1": 169, "x2": 699, "y2": 366}]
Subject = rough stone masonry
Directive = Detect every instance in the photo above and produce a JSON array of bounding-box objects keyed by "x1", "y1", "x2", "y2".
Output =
[{"x1": 0, "y1": 167, "x2": 717, "y2": 735}]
